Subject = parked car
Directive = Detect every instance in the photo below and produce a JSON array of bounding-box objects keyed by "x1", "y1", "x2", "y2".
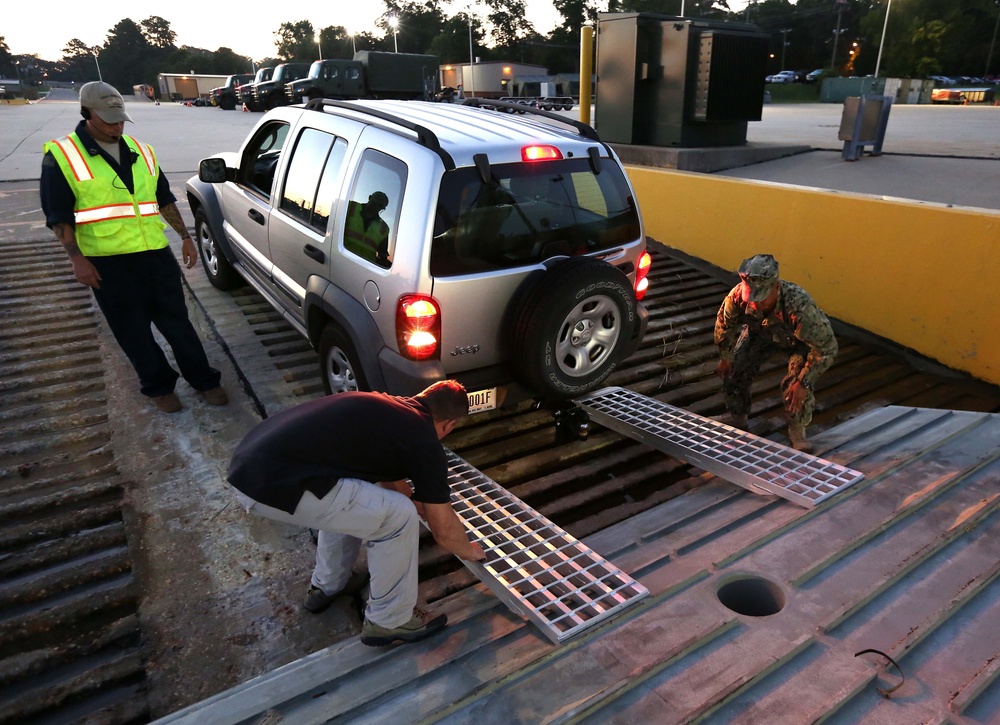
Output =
[
  {"x1": 185, "y1": 99, "x2": 651, "y2": 411},
  {"x1": 804, "y1": 69, "x2": 825, "y2": 84},
  {"x1": 766, "y1": 71, "x2": 799, "y2": 84}
]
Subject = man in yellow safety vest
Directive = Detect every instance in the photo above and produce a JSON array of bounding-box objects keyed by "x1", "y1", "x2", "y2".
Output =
[
  {"x1": 343, "y1": 191, "x2": 391, "y2": 265},
  {"x1": 39, "y1": 82, "x2": 228, "y2": 413}
]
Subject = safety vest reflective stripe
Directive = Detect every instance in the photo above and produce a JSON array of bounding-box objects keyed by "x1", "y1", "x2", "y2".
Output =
[
  {"x1": 75, "y1": 202, "x2": 160, "y2": 225},
  {"x1": 129, "y1": 136, "x2": 157, "y2": 176},
  {"x1": 52, "y1": 137, "x2": 94, "y2": 181}
]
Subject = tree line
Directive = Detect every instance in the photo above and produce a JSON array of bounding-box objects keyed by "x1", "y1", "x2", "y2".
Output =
[{"x1": 2, "y1": 0, "x2": 998, "y2": 94}]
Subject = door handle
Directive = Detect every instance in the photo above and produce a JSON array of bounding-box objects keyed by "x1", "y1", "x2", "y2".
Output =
[
  {"x1": 304, "y1": 244, "x2": 325, "y2": 263},
  {"x1": 248, "y1": 209, "x2": 265, "y2": 225}
]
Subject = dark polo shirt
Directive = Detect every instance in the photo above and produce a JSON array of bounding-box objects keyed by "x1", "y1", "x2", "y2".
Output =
[{"x1": 227, "y1": 392, "x2": 451, "y2": 514}]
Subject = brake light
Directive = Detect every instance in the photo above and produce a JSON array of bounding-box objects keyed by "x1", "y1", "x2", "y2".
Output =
[
  {"x1": 522, "y1": 145, "x2": 563, "y2": 162},
  {"x1": 635, "y1": 251, "x2": 652, "y2": 301},
  {"x1": 396, "y1": 294, "x2": 441, "y2": 361}
]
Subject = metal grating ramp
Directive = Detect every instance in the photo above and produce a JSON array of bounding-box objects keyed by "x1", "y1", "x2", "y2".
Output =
[
  {"x1": 575, "y1": 387, "x2": 864, "y2": 508},
  {"x1": 444, "y1": 451, "x2": 649, "y2": 644}
]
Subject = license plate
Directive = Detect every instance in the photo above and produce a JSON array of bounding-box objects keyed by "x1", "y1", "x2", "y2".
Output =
[{"x1": 467, "y1": 387, "x2": 498, "y2": 415}]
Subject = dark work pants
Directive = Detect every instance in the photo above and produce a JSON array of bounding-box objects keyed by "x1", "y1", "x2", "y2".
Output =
[
  {"x1": 90, "y1": 248, "x2": 221, "y2": 398},
  {"x1": 722, "y1": 327, "x2": 815, "y2": 429}
]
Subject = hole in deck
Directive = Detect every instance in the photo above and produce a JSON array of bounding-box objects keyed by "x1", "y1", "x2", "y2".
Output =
[{"x1": 716, "y1": 575, "x2": 786, "y2": 617}]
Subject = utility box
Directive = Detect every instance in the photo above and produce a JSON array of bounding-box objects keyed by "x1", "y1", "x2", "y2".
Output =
[{"x1": 596, "y1": 13, "x2": 769, "y2": 147}]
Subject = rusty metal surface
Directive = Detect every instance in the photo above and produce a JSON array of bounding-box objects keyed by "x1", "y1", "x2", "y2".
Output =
[
  {"x1": 4, "y1": 235, "x2": 1000, "y2": 724},
  {"x1": 0, "y1": 241, "x2": 148, "y2": 724}
]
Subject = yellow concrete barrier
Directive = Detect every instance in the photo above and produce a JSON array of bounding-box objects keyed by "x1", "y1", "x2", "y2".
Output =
[{"x1": 627, "y1": 166, "x2": 1000, "y2": 386}]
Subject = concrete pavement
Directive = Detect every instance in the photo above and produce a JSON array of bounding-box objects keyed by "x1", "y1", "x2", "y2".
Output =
[{"x1": 2, "y1": 95, "x2": 998, "y2": 211}]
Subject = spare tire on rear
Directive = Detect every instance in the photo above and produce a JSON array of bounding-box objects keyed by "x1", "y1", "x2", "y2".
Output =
[{"x1": 507, "y1": 257, "x2": 638, "y2": 399}]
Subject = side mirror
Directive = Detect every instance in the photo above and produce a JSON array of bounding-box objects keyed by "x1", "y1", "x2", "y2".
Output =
[{"x1": 199, "y1": 157, "x2": 229, "y2": 184}]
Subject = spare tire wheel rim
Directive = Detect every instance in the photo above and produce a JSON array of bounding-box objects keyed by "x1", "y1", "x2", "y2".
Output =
[{"x1": 556, "y1": 294, "x2": 621, "y2": 378}]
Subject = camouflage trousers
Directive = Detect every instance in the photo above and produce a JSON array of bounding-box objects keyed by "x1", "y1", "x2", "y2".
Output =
[{"x1": 722, "y1": 328, "x2": 815, "y2": 428}]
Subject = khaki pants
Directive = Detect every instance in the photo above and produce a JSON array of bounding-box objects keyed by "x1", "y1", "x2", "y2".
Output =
[{"x1": 235, "y1": 478, "x2": 419, "y2": 628}]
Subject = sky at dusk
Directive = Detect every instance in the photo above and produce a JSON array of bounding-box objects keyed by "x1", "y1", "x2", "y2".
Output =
[{"x1": 5, "y1": 1, "x2": 751, "y2": 62}]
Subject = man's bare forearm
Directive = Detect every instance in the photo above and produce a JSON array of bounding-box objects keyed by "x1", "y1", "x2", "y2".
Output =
[
  {"x1": 52, "y1": 223, "x2": 83, "y2": 258},
  {"x1": 160, "y1": 203, "x2": 190, "y2": 239}
]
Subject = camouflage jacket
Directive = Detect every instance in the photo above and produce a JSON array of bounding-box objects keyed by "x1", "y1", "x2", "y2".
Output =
[{"x1": 714, "y1": 279, "x2": 838, "y2": 388}]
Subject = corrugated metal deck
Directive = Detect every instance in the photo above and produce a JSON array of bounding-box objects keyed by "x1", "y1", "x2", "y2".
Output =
[{"x1": 155, "y1": 405, "x2": 1000, "y2": 724}]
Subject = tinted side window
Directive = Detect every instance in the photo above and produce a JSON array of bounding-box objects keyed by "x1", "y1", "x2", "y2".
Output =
[
  {"x1": 342, "y1": 150, "x2": 406, "y2": 269},
  {"x1": 279, "y1": 128, "x2": 347, "y2": 233},
  {"x1": 239, "y1": 122, "x2": 289, "y2": 200}
]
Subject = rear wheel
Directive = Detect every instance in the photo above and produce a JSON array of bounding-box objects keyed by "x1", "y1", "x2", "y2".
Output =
[
  {"x1": 220, "y1": 96, "x2": 236, "y2": 111},
  {"x1": 318, "y1": 323, "x2": 368, "y2": 395},
  {"x1": 195, "y1": 210, "x2": 243, "y2": 291}
]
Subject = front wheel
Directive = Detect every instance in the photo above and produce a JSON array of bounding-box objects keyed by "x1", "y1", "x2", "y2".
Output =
[
  {"x1": 318, "y1": 323, "x2": 368, "y2": 396},
  {"x1": 195, "y1": 210, "x2": 243, "y2": 291}
]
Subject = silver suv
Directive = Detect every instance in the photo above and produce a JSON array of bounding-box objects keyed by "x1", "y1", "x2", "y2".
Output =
[{"x1": 186, "y1": 99, "x2": 650, "y2": 414}]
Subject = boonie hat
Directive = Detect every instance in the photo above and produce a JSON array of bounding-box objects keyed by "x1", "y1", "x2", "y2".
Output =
[
  {"x1": 738, "y1": 253, "x2": 779, "y2": 303},
  {"x1": 80, "y1": 81, "x2": 133, "y2": 124}
]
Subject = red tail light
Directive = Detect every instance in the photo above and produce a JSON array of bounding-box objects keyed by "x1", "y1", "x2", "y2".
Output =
[
  {"x1": 521, "y1": 145, "x2": 563, "y2": 162},
  {"x1": 635, "y1": 251, "x2": 652, "y2": 301},
  {"x1": 396, "y1": 294, "x2": 440, "y2": 361}
]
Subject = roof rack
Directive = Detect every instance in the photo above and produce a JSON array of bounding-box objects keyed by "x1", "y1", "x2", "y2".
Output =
[
  {"x1": 461, "y1": 98, "x2": 602, "y2": 142},
  {"x1": 302, "y1": 98, "x2": 455, "y2": 170}
]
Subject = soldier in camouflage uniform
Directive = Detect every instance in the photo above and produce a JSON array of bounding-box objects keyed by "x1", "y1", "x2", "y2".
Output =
[{"x1": 714, "y1": 254, "x2": 838, "y2": 452}]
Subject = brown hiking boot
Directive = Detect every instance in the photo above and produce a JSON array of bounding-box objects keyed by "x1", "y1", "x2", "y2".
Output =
[
  {"x1": 788, "y1": 425, "x2": 814, "y2": 453},
  {"x1": 360, "y1": 608, "x2": 447, "y2": 647},
  {"x1": 302, "y1": 571, "x2": 371, "y2": 613},
  {"x1": 152, "y1": 392, "x2": 182, "y2": 413},
  {"x1": 201, "y1": 386, "x2": 228, "y2": 406}
]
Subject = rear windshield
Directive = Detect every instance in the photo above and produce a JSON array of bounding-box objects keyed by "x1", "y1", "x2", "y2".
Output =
[{"x1": 430, "y1": 158, "x2": 641, "y2": 277}]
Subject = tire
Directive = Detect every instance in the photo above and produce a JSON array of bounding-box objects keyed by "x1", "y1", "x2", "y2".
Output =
[
  {"x1": 220, "y1": 96, "x2": 235, "y2": 110},
  {"x1": 507, "y1": 257, "x2": 638, "y2": 399},
  {"x1": 318, "y1": 323, "x2": 368, "y2": 396},
  {"x1": 195, "y1": 210, "x2": 243, "y2": 291}
]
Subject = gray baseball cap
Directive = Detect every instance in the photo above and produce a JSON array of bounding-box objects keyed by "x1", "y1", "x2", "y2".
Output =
[
  {"x1": 738, "y1": 254, "x2": 779, "y2": 302},
  {"x1": 80, "y1": 81, "x2": 133, "y2": 123}
]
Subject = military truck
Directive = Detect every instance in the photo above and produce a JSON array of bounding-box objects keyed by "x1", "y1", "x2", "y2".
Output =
[
  {"x1": 237, "y1": 67, "x2": 273, "y2": 112},
  {"x1": 251, "y1": 62, "x2": 311, "y2": 111},
  {"x1": 285, "y1": 51, "x2": 438, "y2": 104},
  {"x1": 210, "y1": 74, "x2": 254, "y2": 110}
]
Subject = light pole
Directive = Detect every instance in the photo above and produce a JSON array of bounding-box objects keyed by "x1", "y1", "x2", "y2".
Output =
[
  {"x1": 987, "y1": 0, "x2": 1000, "y2": 77},
  {"x1": 780, "y1": 28, "x2": 790, "y2": 71},
  {"x1": 467, "y1": 12, "x2": 476, "y2": 98},
  {"x1": 388, "y1": 16, "x2": 398, "y2": 53},
  {"x1": 350, "y1": 32, "x2": 357, "y2": 56},
  {"x1": 831, "y1": 0, "x2": 847, "y2": 69},
  {"x1": 92, "y1": 48, "x2": 103, "y2": 81},
  {"x1": 316, "y1": 33, "x2": 323, "y2": 61},
  {"x1": 874, "y1": 0, "x2": 892, "y2": 78}
]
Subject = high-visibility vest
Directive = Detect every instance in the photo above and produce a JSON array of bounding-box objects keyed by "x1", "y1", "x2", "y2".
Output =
[
  {"x1": 343, "y1": 201, "x2": 389, "y2": 263},
  {"x1": 44, "y1": 133, "x2": 168, "y2": 257}
]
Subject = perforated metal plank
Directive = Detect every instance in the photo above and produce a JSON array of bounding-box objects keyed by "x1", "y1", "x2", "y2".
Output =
[
  {"x1": 444, "y1": 451, "x2": 649, "y2": 644},
  {"x1": 575, "y1": 386, "x2": 864, "y2": 508}
]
